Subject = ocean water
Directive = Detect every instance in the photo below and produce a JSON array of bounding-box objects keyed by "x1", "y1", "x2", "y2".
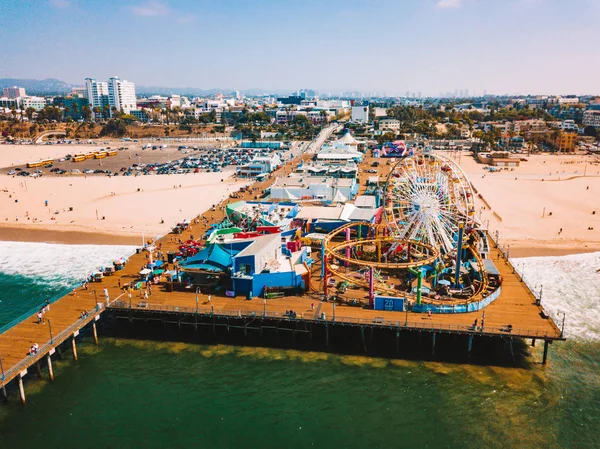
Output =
[
  {"x1": 0, "y1": 243, "x2": 598, "y2": 448},
  {"x1": 0, "y1": 241, "x2": 136, "y2": 327}
]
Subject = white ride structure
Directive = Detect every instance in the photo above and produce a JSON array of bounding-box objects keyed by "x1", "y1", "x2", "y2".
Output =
[{"x1": 384, "y1": 152, "x2": 476, "y2": 255}]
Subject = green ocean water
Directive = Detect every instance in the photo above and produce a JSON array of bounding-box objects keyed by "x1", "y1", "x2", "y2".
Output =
[{"x1": 0, "y1": 338, "x2": 598, "y2": 449}]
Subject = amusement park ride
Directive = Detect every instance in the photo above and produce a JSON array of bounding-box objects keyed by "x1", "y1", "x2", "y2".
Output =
[{"x1": 323, "y1": 152, "x2": 500, "y2": 314}]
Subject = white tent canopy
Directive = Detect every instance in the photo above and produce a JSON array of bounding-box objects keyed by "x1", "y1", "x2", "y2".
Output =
[{"x1": 333, "y1": 189, "x2": 348, "y2": 203}]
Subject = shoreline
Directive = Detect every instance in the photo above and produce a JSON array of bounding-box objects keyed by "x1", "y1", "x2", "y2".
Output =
[
  {"x1": 0, "y1": 225, "x2": 143, "y2": 245},
  {"x1": 0, "y1": 223, "x2": 598, "y2": 257}
]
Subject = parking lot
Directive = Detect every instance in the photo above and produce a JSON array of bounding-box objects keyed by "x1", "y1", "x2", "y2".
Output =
[{"x1": 2, "y1": 141, "x2": 298, "y2": 178}]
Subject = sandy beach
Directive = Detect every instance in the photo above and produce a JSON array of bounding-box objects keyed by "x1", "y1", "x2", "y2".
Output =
[
  {"x1": 455, "y1": 151, "x2": 600, "y2": 256},
  {"x1": 0, "y1": 169, "x2": 247, "y2": 242}
]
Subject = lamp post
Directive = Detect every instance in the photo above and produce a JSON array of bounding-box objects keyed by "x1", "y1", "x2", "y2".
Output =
[
  {"x1": 47, "y1": 319, "x2": 53, "y2": 344},
  {"x1": 0, "y1": 354, "x2": 5, "y2": 381},
  {"x1": 91, "y1": 289, "x2": 98, "y2": 309},
  {"x1": 558, "y1": 311, "x2": 566, "y2": 338}
]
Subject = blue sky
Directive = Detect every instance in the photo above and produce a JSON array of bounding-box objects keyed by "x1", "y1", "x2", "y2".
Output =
[{"x1": 0, "y1": 0, "x2": 598, "y2": 95}]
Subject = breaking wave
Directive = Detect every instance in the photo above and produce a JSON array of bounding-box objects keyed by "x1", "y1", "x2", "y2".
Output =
[
  {"x1": 512, "y1": 252, "x2": 600, "y2": 341},
  {"x1": 0, "y1": 241, "x2": 136, "y2": 287}
]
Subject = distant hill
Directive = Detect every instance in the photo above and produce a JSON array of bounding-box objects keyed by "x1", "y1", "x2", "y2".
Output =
[
  {"x1": 0, "y1": 78, "x2": 77, "y2": 95},
  {"x1": 0, "y1": 78, "x2": 292, "y2": 97}
]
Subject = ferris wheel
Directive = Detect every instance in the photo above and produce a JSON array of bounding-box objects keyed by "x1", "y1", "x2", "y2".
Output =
[{"x1": 384, "y1": 152, "x2": 476, "y2": 254}]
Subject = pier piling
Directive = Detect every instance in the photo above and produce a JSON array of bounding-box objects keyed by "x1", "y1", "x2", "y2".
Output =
[
  {"x1": 542, "y1": 340, "x2": 550, "y2": 365},
  {"x1": 467, "y1": 335, "x2": 473, "y2": 358},
  {"x1": 360, "y1": 327, "x2": 368, "y2": 353},
  {"x1": 531, "y1": 338, "x2": 536, "y2": 347},
  {"x1": 1, "y1": 384, "x2": 7, "y2": 401},
  {"x1": 35, "y1": 361, "x2": 42, "y2": 379},
  {"x1": 18, "y1": 375, "x2": 26, "y2": 405},
  {"x1": 47, "y1": 354, "x2": 54, "y2": 381},
  {"x1": 92, "y1": 322, "x2": 99, "y2": 345},
  {"x1": 71, "y1": 336, "x2": 78, "y2": 361},
  {"x1": 432, "y1": 332, "x2": 437, "y2": 356},
  {"x1": 395, "y1": 330, "x2": 400, "y2": 355}
]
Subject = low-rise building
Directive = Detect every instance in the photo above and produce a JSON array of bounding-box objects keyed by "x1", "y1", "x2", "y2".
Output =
[
  {"x1": 20, "y1": 96, "x2": 47, "y2": 111},
  {"x1": 583, "y1": 110, "x2": 600, "y2": 129},
  {"x1": 561, "y1": 120, "x2": 579, "y2": 132},
  {"x1": 379, "y1": 118, "x2": 400, "y2": 132},
  {"x1": 270, "y1": 175, "x2": 357, "y2": 202},
  {"x1": 351, "y1": 105, "x2": 369, "y2": 123},
  {"x1": 237, "y1": 153, "x2": 282, "y2": 178},
  {"x1": 554, "y1": 132, "x2": 577, "y2": 152}
]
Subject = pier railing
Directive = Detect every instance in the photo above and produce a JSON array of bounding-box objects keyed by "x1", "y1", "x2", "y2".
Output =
[
  {"x1": 0, "y1": 286, "x2": 75, "y2": 335},
  {"x1": 0, "y1": 305, "x2": 103, "y2": 387},
  {"x1": 108, "y1": 301, "x2": 563, "y2": 340}
]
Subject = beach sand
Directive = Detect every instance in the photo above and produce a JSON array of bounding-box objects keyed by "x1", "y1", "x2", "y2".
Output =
[
  {"x1": 454, "y1": 151, "x2": 600, "y2": 256},
  {"x1": 0, "y1": 170, "x2": 248, "y2": 241}
]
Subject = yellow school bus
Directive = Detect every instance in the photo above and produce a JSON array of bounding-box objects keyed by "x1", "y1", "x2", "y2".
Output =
[
  {"x1": 73, "y1": 154, "x2": 87, "y2": 162},
  {"x1": 27, "y1": 159, "x2": 54, "y2": 168},
  {"x1": 94, "y1": 151, "x2": 107, "y2": 159}
]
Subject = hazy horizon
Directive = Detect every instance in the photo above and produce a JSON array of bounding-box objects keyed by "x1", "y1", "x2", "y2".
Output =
[{"x1": 1, "y1": 0, "x2": 599, "y2": 96}]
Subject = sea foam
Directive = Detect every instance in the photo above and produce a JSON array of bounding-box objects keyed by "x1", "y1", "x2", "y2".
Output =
[
  {"x1": 0, "y1": 241, "x2": 136, "y2": 288},
  {"x1": 513, "y1": 251, "x2": 600, "y2": 341}
]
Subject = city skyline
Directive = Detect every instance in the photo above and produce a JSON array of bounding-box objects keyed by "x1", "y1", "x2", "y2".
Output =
[{"x1": 0, "y1": 0, "x2": 599, "y2": 96}]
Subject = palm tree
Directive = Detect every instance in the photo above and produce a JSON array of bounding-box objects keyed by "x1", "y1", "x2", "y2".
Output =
[
  {"x1": 92, "y1": 106, "x2": 101, "y2": 121},
  {"x1": 71, "y1": 102, "x2": 79, "y2": 120},
  {"x1": 25, "y1": 107, "x2": 36, "y2": 122},
  {"x1": 81, "y1": 105, "x2": 92, "y2": 122}
]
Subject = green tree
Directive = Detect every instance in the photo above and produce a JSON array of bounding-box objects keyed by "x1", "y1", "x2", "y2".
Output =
[
  {"x1": 99, "y1": 119, "x2": 127, "y2": 137},
  {"x1": 583, "y1": 125, "x2": 597, "y2": 137},
  {"x1": 25, "y1": 107, "x2": 36, "y2": 122},
  {"x1": 81, "y1": 105, "x2": 92, "y2": 122}
]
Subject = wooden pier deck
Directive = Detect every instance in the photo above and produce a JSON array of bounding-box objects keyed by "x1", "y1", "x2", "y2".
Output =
[{"x1": 0, "y1": 129, "x2": 564, "y2": 400}]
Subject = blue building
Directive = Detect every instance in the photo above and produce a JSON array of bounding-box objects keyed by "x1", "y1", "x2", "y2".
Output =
[{"x1": 179, "y1": 232, "x2": 311, "y2": 298}]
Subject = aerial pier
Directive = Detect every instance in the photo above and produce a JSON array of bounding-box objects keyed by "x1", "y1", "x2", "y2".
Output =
[{"x1": 0, "y1": 127, "x2": 564, "y2": 405}]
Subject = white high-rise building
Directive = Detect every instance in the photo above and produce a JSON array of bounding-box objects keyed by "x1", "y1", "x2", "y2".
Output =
[
  {"x1": 108, "y1": 76, "x2": 136, "y2": 115},
  {"x1": 85, "y1": 78, "x2": 109, "y2": 110},
  {"x1": 3, "y1": 86, "x2": 26, "y2": 99}
]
